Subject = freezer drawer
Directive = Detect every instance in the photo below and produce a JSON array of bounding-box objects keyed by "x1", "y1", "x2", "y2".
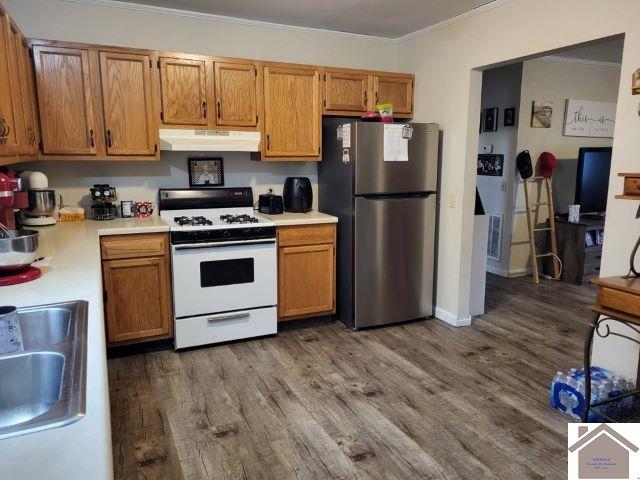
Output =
[
  {"x1": 354, "y1": 194, "x2": 436, "y2": 328},
  {"x1": 175, "y1": 307, "x2": 277, "y2": 349}
]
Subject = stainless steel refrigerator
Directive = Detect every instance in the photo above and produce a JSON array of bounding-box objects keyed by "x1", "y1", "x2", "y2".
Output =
[{"x1": 319, "y1": 121, "x2": 439, "y2": 329}]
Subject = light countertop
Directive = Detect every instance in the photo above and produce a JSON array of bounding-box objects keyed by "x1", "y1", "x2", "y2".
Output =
[
  {"x1": 0, "y1": 218, "x2": 169, "y2": 480},
  {"x1": 257, "y1": 210, "x2": 338, "y2": 226}
]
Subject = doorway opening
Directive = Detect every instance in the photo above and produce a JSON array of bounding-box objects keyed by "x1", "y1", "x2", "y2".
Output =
[{"x1": 470, "y1": 35, "x2": 623, "y2": 318}]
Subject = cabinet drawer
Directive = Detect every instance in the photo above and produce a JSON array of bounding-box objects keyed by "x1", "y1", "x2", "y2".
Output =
[
  {"x1": 175, "y1": 307, "x2": 277, "y2": 349},
  {"x1": 100, "y1": 233, "x2": 168, "y2": 260},
  {"x1": 584, "y1": 248, "x2": 603, "y2": 267},
  {"x1": 277, "y1": 224, "x2": 336, "y2": 247},
  {"x1": 598, "y1": 287, "x2": 640, "y2": 317}
]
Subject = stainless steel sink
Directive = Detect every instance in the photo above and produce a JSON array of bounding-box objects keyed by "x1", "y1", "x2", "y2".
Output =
[{"x1": 0, "y1": 301, "x2": 87, "y2": 440}]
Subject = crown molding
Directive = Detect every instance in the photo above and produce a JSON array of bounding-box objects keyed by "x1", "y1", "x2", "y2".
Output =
[
  {"x1": 60, "y1": 0, "x2": 514, "y2": 45},
  {"x1": 60, "y1": 0, "x2": 397, "y2": 43},
  {"x1": 396, "y1": 0, "x2": 516, "y2": 42},
  {"x1": 540, "y1": 55, "x2": 622, "y2": 68}
]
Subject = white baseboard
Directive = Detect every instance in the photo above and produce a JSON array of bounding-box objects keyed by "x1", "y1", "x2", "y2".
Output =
[
  {"x1": 486, "y1": 265, "x2": 531, "y2": 278},
  {"x1": 486, "y1": 264, "x2": 510, "y2": 277},
  {"x1": 435, "y1": 307, "x2": 472, "y2": 327}
]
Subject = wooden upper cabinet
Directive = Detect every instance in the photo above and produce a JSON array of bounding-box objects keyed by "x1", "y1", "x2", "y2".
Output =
[
  {"x1": 17, "y1": 40, "x2": 38, "y2": 156},
  {"x1": 324, "y1": 70, "x2": 368, "y2": 113},
  {"x1": 33, "y1": 45, "x2": 98, "y2": 155},
  {"x1": 214, "y1": 62, "x2": 257, "y2": 127},
  {"x1": 159, "y1": 56, "x2": 210, "y2": 127},
  {"x1": 373, "y1": 75, "x2": 413, "y2": 114},
  {"x1": 99, "y1": 51, "x2": 156, "y2": 156},
  {"x1": 0, "y1": 15, "x2": 23, "y2": 157},
  {"x1": 263, "y1": 65, "x2": 320, "y2": 158}
]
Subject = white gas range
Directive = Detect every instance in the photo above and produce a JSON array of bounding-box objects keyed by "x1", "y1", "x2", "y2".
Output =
[{"x1": 159, "y1": 188, "x2": 277, "y2": 350}]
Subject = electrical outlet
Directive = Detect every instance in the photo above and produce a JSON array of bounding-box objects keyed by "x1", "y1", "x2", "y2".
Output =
[
  {"x1": 501, "y1": 181, "x2": 507, "y2": 192},
  {"x1": 449, "y1": 194, "x2": 457, "y2": 208}
]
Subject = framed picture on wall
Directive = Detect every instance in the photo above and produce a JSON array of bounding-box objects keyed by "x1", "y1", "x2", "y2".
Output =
[
  {"x1": 483, "y1": 107, "x2": 499, "y2": 132},
  {"x1": 477, "y1": 154, "x2": 504, "y2": 176},
  {"x1": 188, "y1": 158, "x2": 224, "y2": 188},
  {"x1": 531, "y1": 101, "x2": 553, "y2": 128},
  {"x1": 504, "y1": 107, "x2": 516, "y2": 126}
]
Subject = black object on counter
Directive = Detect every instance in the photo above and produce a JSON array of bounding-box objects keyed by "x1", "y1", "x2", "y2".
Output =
[
  {"x1": 259, "y1": 193, "x2": 284, "y2": 215},
  {"x1": 283, "y1": 177, "x2": 312, "y2": 213}
]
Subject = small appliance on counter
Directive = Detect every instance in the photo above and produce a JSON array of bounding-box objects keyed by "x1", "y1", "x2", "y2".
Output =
[
  {"x1": 0, "y1": 171, "x2": 28, "y2": 230},
  {"x1": 20, "y1": 171, "x2": 60, "y2": 226},
  {"x1": 90, "y1": 184, "x2": 118, "y2": 220},
  {"x1": 258, "y1": 190, "x2": 283, "y2": 215},
  {"x1": 0, "y1": 230, "x2": 41, "y2": 286},
  {"x1": 283, "y1": 177, "x2": 313, "y2": 213}
]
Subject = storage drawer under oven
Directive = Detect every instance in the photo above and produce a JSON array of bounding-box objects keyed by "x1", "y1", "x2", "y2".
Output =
[{"x1": 174, "y1": 307, "x2": 277, "y2": 349}]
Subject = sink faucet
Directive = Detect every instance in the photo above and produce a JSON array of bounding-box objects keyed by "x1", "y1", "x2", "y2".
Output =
[{"x1": 0, "y1": 306, "x2": 23, "y2": 354}]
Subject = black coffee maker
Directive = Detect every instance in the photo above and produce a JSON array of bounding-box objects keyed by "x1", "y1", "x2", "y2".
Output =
[{"x1": 283, "y1": 177, "x2": 312, "y2": 213}]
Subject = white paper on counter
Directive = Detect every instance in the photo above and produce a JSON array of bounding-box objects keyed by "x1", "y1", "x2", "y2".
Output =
[
  {"x1": 383, "y1": 124, "x2": 408, "y2": 161},
  {"x1": 342, "y1": 124, "x2": 351, "y2": 148}
]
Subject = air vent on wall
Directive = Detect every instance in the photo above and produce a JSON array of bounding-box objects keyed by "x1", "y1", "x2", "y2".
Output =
[{"x1": 487, "y1": 214, "x2": 503, "y2": 261}]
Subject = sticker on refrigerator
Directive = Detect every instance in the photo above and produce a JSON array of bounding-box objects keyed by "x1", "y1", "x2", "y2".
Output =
[
  {"x1": 337, "y1": 126, "x2": 343, "y2": 141},
  {"x1": 342, "y1": 124, "x2": 351, "y2": 148},
  {"x1": 402, "y1": 124, "x2": 413, "y2": 140},
  {"x1": 342, "y1": 149, "x2": 350, "y2": 164},
  {"x1": 383, "y1": 124, "x2": 409, "y2": 162}
]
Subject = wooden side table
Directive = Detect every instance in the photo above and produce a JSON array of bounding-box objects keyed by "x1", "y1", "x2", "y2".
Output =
[{"x1": 583, "y1": 276, "x2": 640, "y2": 422}]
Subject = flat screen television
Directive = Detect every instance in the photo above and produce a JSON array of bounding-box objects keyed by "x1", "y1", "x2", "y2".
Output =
[{"x1": 574, "y1": 147, "x2": 612, "y2": 214}]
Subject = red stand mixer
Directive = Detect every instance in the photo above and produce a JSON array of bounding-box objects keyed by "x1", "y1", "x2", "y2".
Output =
[{"x1": 0, "y1": 171, "x2": 41, "y2": 286}]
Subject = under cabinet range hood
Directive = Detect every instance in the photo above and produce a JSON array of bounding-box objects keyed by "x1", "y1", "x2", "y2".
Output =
[{"x1": 159, "y1": 129, "x2": 261, "y2": 152}]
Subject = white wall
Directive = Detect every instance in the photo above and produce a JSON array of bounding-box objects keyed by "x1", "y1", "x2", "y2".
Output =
[
  {"x1": 509, "y1": 57, "x2": 620, "y2": 274},
  {"x1": 18, "y1": 153, "x2": 318, "y2": 213},
  {"x1": 399, "y1": 0, "x2": 640, "y2": 378},
  {"x1": 477, "y1": 63, "x2": 522, "y2": 276},
  {"x1": 2, "y1": 0, "x2": 398, "y2": 70}
]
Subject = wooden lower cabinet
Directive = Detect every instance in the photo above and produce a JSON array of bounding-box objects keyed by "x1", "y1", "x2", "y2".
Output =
[
  {"x1": 101, "y1": 233, "x2": 173, "y2": 345},
  {"x1": 277, "y1": 224, "x2": 336, "y2": 321}
]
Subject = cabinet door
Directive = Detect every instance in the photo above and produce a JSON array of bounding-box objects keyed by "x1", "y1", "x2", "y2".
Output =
[
  {"x1": 373, "y1": 75, "x2": 413, "y2": 114},
  {"x1": 0, "y1": 15, "x2": 22, "y2": 156},
  {"x1": 324, "y1": 70, "x2": 368, "y2": 113},
  {"x1": 33, "y1": 45, "x2": 98, "y2": 155},
  {"x1": 103, "y1": 256, "x2": 173, "y2": 344},
  {"x1": 263, "y1": 66, "x2": 320, "y2": 158},
  {"x1": 215, "y1": 62, "x2": 257, "y2": 127},
  {"x1": 278, "y1": 243, "x2": 335, "y2": 319},
  {"x1": 159, "y1": 57, "x2": 209, "y2": 126},
  {"x1": 100, "y1": 51, "x2": 156, "y2": 156},
  {"x1": 17, "y1": 40, "x2": 37, "y2": 156}
]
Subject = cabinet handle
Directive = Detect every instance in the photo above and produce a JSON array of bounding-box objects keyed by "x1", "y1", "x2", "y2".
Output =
[
  {"x1": 106, "y1": 129, "x2": 112, "y2": 148},
  {"x1": 266, "y1": 134, "x2": 270, "y2": 150},
  {"x1": 202, "y1": 101, "x2": 207, "y2": 119},
  {"x1": 216, "y1": 100, "x2": 221, "y2": 119},
  {"x1": 89, "y1": 129, "x2": 94, "y2": 148},
  {"x1": 3, "y1": 120, "x2": 10, "y2": 141},
  {"x1": 375, "y1": 91, "x2": 379, "y2": 105},
  {"x1": 0, "y1": 118, "x2": 6, "y2": 143},
  {"x1": 364, "y1": 89, "x2": 367, "y2": 106}
]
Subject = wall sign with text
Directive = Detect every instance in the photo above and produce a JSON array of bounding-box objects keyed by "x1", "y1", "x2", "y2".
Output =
[{"x1": 563, "y1": 99, "x2": 616, "y2": 138}]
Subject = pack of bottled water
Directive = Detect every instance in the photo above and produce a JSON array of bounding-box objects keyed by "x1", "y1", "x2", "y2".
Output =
[{"x1": 549, "y1": 366, "x2": 635, "y2": 421}]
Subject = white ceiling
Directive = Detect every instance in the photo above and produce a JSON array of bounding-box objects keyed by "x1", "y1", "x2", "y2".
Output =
[
  {"x1": 112, "y1": 0, "x2": 495, "y2": 38},
  {"x1": 552, "y1": 37, "x2": 624, "y2": 64}
]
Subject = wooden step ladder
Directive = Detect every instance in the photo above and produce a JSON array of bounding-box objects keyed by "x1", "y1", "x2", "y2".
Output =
[{"x1": 522, "y1": 176, "x2": 560, "y2": 284}]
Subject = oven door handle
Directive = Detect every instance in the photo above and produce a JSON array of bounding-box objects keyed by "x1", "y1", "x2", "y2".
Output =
[
  {"x1": 207, "y1": 312, "x2": 251, "y2": 324},
  {"x1": 173, "y1": 239, "x2": 276, "y2": 250}
]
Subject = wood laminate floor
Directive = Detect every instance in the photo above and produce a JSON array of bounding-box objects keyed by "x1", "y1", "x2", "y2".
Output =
[{"x1": 108, "y1": 274, "x2": 595, "y2": 479}]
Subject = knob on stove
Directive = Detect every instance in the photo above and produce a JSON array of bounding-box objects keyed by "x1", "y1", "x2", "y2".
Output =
[{"x1": 222, "y1": 230, "x2": 231, "y2": 238}]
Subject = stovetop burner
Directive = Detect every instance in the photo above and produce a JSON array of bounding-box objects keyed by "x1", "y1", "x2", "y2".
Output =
[
  {"x1": 174, "y1": 216, "x2": 214, "y2": 227},
  {"x1": 220, "y1": 214, "x2": 259, "y2": 224}
]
